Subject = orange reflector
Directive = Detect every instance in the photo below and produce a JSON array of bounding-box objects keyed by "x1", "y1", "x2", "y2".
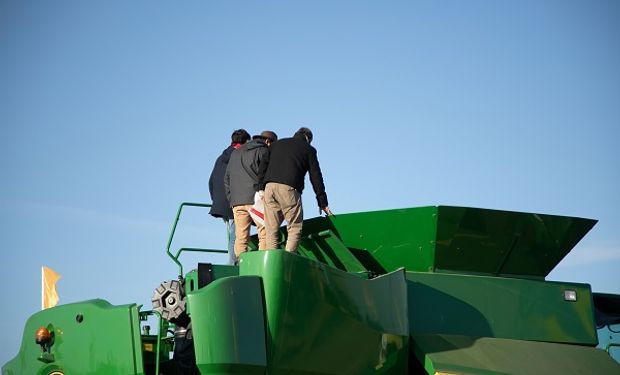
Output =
[{"x1": 35, "y1": 326, "x2": 52, "y2": 345}]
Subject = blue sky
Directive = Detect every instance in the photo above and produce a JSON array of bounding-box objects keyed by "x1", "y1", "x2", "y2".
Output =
[{"x1": 1, "y1": 0, "x2": 619, "y2": 364}]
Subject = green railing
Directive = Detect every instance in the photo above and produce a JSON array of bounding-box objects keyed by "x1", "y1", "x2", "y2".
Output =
[
  {"x1": 166, "y1": 202, "x2": 228, "y2": 277},
  {"x1": 139, "y1": 309, "x2": 175, "y2": 375}
]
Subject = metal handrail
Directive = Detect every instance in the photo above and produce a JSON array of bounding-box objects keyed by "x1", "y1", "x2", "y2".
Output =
[
  {"x1": 139, "y1": 309, "x2": 169, "y2": 375},
  {"x1": 173, "y1": 247, "x2": 228, "y2": 276},
  {"x1": 166, "y1": 202, "x2": 227, "y2": 277}
]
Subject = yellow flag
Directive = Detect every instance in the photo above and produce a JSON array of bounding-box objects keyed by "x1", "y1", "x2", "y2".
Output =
[{"x1": 42, "y1": 266, "x2": 61, "y2": 310}]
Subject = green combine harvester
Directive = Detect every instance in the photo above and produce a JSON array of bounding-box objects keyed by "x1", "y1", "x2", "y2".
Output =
[{"x1": 3, "y1": 204, "x2": 620, "y2": 374}]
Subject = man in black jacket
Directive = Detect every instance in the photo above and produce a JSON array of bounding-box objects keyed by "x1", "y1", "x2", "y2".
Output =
[
  {"x1": 208, "y1": 129, "x2": 250, "y2": 265},
  {"x1": 258, "y1": 127, "x2": 332, "y2": 252},
  {"x1": 225, "y1": 131, "x2": 277, "y2": 262}
]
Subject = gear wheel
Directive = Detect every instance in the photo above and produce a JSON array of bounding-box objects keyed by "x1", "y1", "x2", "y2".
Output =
[{"x1": 152, "y1": 279, "x2": 187, "y2": 322}]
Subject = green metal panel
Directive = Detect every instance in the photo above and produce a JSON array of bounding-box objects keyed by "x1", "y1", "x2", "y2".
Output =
[
  {"x1": 298, "y1": 229, "x2": 368, "y2": 274},
  {"x1": 407, "y1": 272, "x2": 598, "y2": 345},
  {"x1": 139, "y1": 310, "x2": 174, "y2": 375},
  {"x1": 412, "y1": 334, "x2": 620, "y2": 375},
  {"x1": 434, "y1": 206, "x2": 597, "y2": 278},
  {"x1": 2, "y1": 299, "x2": 144, "y2": 375},
  {"x1": 188, "y1": 276, "x2": 267, "y2": 375},
  {"x1": 239, "y1": 250, "x2": 409, "y2": 375},
  {"x1": 3, "y1": 204, "x2": 607, "y2": 374},
  {"x1": 300, "y1": 206, "x2": 597, "y2": 278},
  {"x1": 303, "y1": 206, "x2": 439, "y2": 274},
  {"x1": 184, "y1": 264, "x2": 240, "y2": 293}
]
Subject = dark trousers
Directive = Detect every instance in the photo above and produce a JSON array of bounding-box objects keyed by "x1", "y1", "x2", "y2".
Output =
[{"x1": 174, "y1": 336, "x2": 200, "y2": 375}]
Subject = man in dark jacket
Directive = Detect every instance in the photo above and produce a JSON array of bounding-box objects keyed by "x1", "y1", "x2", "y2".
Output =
[
  {"x1": 225, "y1": 131, "x2": 277, "y2": 262},
  {"x1": 208, "y1": 129, "x2": 250, "y2": 265},
  {"x1": 258, "y1": 127, "x2": 332, "y2": 252}
]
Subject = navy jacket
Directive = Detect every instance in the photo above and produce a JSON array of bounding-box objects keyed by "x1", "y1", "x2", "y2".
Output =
[
  {"x1": 208, "y1": 146, "x2": 234, "y2": 219},
  {"x1": 258, "y1": 133, "x2": 328, "y2": 208}
]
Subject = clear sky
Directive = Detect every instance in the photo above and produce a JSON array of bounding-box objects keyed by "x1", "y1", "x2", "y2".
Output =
[{"x1": 1, "y1": 0, "x2": 619, "y2": 365}]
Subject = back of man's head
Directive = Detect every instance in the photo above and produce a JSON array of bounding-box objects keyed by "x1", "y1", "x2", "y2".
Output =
[
  {"x1": 295, "y1": 127, "x2": 313, "y2": 144},
  {"x1": 231, "y1": 129, "x2": 251, "y2": 144},
  {"x1": 260, "y1": 130, "x2": 278, "y2": 144}
]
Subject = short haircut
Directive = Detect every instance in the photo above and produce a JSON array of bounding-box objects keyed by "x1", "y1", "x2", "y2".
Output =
[
  {"x1": 261, "y1": 130, "x2": 278, "y2": 143},
  {"x1": 231, "y1": 129, "x2": 251, "y2": 144},
  {"x1": 295, "y1": 127, "x2": 313, "y2": 143}
]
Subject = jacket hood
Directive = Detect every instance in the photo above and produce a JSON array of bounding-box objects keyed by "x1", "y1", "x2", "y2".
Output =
[{"x1": 242, "y1": 139, "x2": 267, "y2": 151}]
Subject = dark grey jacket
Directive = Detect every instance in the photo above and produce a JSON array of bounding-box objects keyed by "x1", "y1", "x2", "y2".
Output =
[{"x1": 224, "y1": 139, "x2": 268, "y2": 207}]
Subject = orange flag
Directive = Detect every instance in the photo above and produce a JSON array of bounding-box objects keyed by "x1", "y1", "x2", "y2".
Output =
[{"x1": 42, "y1": 266, "x2": 61, "y2": 310}]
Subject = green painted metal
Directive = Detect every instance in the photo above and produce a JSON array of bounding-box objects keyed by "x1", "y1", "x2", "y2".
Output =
[
  {"x1": 188, "y1": 276, "x2": 267, "y2": 375},
  {"x1": 184, "y1": 264, "x2": 239, "y2": 294},
  {"x1": 172, "y1": 247, "x2": 228, "y2": 277},
  {"x1": 301, "y1": 206, "x2": 439, "y2": 274},
  {"x1": 237, "y1": 250, "x2": 410, "y2": 374},
  {"x1": 299, "y1": 229, "x2": 369, "y2": 274},
  {"x1": 2, "y1": 299, "x2": 145, "y2": 375},
  {"x1": 139, "y1": 310, "x2": 174, "y2": 375},
  {"x1": 5, "y1": 204, "x2": 619, "y2": 374},
  {"x1": 301, "y1": 206, "x2": 597, "y2": 278},
  {"x1": 166, "y1": 202, "x2": 228, "y2": 277},
  {"x1": 412, "y1": 334, "x2": 620, "y2": 375},
  {"x1": 432, "y1": 206, "x2": 597, "y2": 278},
  {"x1": 406, "y1": 271, "x2": 598, "y2": 345}
]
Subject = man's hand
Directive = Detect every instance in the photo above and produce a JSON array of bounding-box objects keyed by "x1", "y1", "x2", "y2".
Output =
[{"x1": 320, "y1": 206, "x2": 333, "y2": 216}]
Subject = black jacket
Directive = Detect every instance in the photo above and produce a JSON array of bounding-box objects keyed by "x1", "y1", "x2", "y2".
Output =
[
  {"x1": 258, "y1": 133, "x2": 328, "y2": 208},
  {"x1": 208, "y1": 146, "x2": 234, "y2": 219},
  {"x1": 225, "y1": 139, "x2": 268, "y2": 207}
]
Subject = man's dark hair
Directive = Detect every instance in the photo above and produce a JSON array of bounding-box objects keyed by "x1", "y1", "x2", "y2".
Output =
[
  {"x1": 231, "y1": 129, "x2": 251, "y2": 144},
  {"x1": 261, "y1": 130, "x2": 278, "y2": 143},
  {"x1": 295, "y1": 127, "x2": 313, "y2": 143}
]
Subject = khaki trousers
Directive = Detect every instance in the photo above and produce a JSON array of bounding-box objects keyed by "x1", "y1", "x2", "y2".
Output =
[
  {"x1": 264, "y1": 182, "x2": 303, "y2": 252},
  {"x1": 232, "y1": 204, "x2": 266, "y2": 259}
]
